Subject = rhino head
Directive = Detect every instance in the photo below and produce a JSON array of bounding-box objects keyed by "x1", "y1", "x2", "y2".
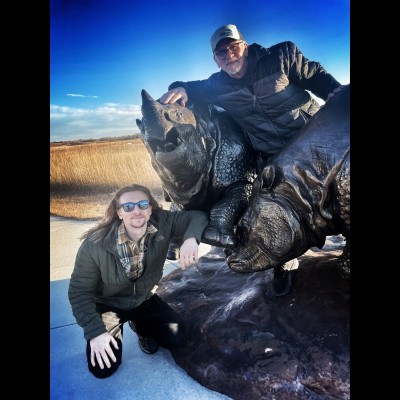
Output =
[
  {"x1": 226, "y1": 165, "x2": 310, "y2": 273},
  {"x1": 136, "y1": 90, "x2": 212, "y2": 205}
]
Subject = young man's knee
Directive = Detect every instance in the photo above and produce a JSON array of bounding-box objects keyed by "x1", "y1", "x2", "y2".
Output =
[
  {"x1": 88, "y1": 358, "x2": 122, "y2": 379},
  {"x1": 86, "y1": 337, "x2": 123, "y2": 378}
]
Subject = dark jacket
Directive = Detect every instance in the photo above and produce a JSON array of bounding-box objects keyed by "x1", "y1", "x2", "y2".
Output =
[
  {"x1": 169, "y1": 41, "x2": 340, "y2": 157},
  {"x1": 68, "y1": 209, "x2": 208, "y2": 340}
]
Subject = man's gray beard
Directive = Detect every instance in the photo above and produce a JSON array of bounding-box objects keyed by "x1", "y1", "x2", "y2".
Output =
[{"x1": 229, "y1": 62, "x2": 242, "y2": 74}]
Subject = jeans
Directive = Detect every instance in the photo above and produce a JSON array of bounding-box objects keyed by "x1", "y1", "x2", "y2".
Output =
[{"x1": 86, "y1": 294, "x2": 187, "y2": 378}]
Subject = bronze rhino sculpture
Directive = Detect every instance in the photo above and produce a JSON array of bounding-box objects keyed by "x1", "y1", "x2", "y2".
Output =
[
  {"x1": 136, "y1": 90, "x2": 258, "y2": 252},
  {"x1": 226, "y1": 84, "x2": 350, "y2": 280}
]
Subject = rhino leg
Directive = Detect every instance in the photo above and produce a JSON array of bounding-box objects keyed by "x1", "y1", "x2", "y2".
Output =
[
  {"x1": 167, "y1": 239, "x2": 181, "y2": 260},
  {"x1": 202, "y1": 183, "x2": 252, "y2": 248},
  {"x1": 337, "y1": 239, "x2": 350, "y2": 279},
  {"x1": 203, "y1": 226, "x2": 236, "y2": 248}
]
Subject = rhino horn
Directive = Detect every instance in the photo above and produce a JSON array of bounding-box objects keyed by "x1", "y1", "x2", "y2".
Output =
[
  {"x1": 141, "y1": 89, "x2": 174, "y2": 139},
  {"x1": 141, "y1": 89, "x2": 153, "y2": 102}
]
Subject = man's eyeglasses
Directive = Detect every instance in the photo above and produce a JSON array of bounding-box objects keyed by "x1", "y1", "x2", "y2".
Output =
[
  {"x1": 214, "y1": 41, "x2": 243, "y2": 60},
  {"x1": 118, "y1": 200, "x2": 150, "y2": 212}
]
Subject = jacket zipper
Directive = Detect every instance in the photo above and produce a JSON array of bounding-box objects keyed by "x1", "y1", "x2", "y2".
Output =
[{"x1": 246, "y1": 84, "x2": 256, "y2": 108}]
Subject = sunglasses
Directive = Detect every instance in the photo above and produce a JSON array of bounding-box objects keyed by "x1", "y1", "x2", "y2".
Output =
[
  {"x1": 118, "y1": 200, "x2": 150, "y2": 212},
  {"x1": 214, "y1": 41, "x2": 243, "y2": 60}
]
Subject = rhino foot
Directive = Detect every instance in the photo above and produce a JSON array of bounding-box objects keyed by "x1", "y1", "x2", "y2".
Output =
[{"x1": 202, "y1": 227, "x2": 236, "y2": 248}]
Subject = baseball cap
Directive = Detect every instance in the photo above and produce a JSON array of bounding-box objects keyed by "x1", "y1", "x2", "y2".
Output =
[{"x1": 210, "y1": 24, "x2": 244, "y2": 52}]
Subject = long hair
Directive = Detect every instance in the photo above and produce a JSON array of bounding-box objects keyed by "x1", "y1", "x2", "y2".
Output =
[{"x1": 80, "y1": 184, "x2": 162, "y2": 243}]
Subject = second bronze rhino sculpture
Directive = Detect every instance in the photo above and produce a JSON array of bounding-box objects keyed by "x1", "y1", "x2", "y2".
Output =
[
  {"x1": 226, "y1": 84, "x2": 350, "y2": 279},
  {"x1": 136, "y1": 90, "x2": 258, "y2": 251}
]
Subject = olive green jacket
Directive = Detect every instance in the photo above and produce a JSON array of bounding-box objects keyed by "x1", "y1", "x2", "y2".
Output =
[{"x1": 68, "y1": 209, "x2": 208, "y2": 340}]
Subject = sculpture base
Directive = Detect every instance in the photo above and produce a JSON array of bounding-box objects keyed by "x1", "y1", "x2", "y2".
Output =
[{"x1": 157, "y1": 236, "x2": 349, "y2": 400}]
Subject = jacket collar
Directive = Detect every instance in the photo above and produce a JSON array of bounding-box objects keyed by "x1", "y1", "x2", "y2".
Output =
[{"x1": 248, "y1": 43, "x2": 271, "y2": 61}]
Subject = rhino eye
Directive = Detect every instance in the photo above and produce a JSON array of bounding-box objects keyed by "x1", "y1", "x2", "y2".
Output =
[{"x1": 164, "y1": 110, "x2": 184, "y2": 123}]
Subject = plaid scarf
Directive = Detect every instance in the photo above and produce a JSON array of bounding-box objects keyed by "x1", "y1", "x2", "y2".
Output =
[{"x1": 116, "y1": 221, "x2": 158, "y2": 281}]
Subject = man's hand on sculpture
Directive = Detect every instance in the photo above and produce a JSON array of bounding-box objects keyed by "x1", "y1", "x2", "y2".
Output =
[
  {"x1": 179, "y1": 237, "x2": 199, "y2": 270},
  {"x1": 159, "y1": 87, "x2": 188, "y2": 107}
]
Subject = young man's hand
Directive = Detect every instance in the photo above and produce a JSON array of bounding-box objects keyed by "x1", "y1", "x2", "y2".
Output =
[
  {"x1": 89, "y1": 332, "x2": 119, "y2": 369},
  {"x1": 179, "y1": 237, "x2": 199, "y2": 269}
]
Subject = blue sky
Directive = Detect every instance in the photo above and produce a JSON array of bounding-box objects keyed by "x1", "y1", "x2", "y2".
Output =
[{"x1": 50, "y1": 0, "x2": 350, "y2": 142}]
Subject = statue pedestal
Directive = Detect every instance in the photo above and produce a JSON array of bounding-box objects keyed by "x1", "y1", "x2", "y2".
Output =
[{"x1": 158, "y1": 237, "x2": 349, "y2": 400}]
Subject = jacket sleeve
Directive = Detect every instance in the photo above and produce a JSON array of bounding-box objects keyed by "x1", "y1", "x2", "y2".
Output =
[
  {"x1": 282, "y1": 41, "x2": 341, "y2": 101},
  {"x1": 167, "y1": 210, "x2": 209, "y2": 243},
  {"x1": 68, "y1": 240, "x2": 108, "y2": 341},
  {"x1": 168, "y1": 74, "x2": 220, "y2": 106}
]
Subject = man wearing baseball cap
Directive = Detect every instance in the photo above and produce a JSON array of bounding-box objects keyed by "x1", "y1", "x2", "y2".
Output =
[
  {"x1": 160, "y1": 24, "x2": 344, "y2": 297},
  {"x1": 210, "y1": 24, "x2": 244, "y2": 51}
]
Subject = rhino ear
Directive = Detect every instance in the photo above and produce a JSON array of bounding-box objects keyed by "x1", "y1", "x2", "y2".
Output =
[
  {"x1": 136, "y1": 119, "x2": 143, "y2": 129},
  {"x1": 261, "y1": 165, "x2": 275, "y2": 190},
  {"x1": 294, "y1": 166, "x2": 333, "y2": 220}
]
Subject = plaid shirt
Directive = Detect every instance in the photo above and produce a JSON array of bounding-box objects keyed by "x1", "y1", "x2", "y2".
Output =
[{"x1": 116, "y1": 221, "x2": 158, "y2": 281}]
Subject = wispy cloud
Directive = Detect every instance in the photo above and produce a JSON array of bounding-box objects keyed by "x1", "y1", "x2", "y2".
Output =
[
  {"x1": 67, "y1": 93, "x2": 99, "y2": 98},
  {"x1": 50, "y1": 103, "x2": 142, "y2": 142}
]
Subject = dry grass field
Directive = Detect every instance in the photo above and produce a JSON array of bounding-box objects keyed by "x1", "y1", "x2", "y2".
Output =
[{"x1": 50, "y1": 138, "x2": 167, "y2": 220}]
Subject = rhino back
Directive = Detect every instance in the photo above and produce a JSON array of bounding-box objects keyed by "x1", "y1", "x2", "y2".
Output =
[
  {"x1": 273, "y1": 85, "x2": 350, "y2": 175},
  {"x1": 210, "y1": 109, "x2": 258, "y2": 190},
  {"x1": 270, "y1": 85, "x2": 350, "y2": 241}
]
